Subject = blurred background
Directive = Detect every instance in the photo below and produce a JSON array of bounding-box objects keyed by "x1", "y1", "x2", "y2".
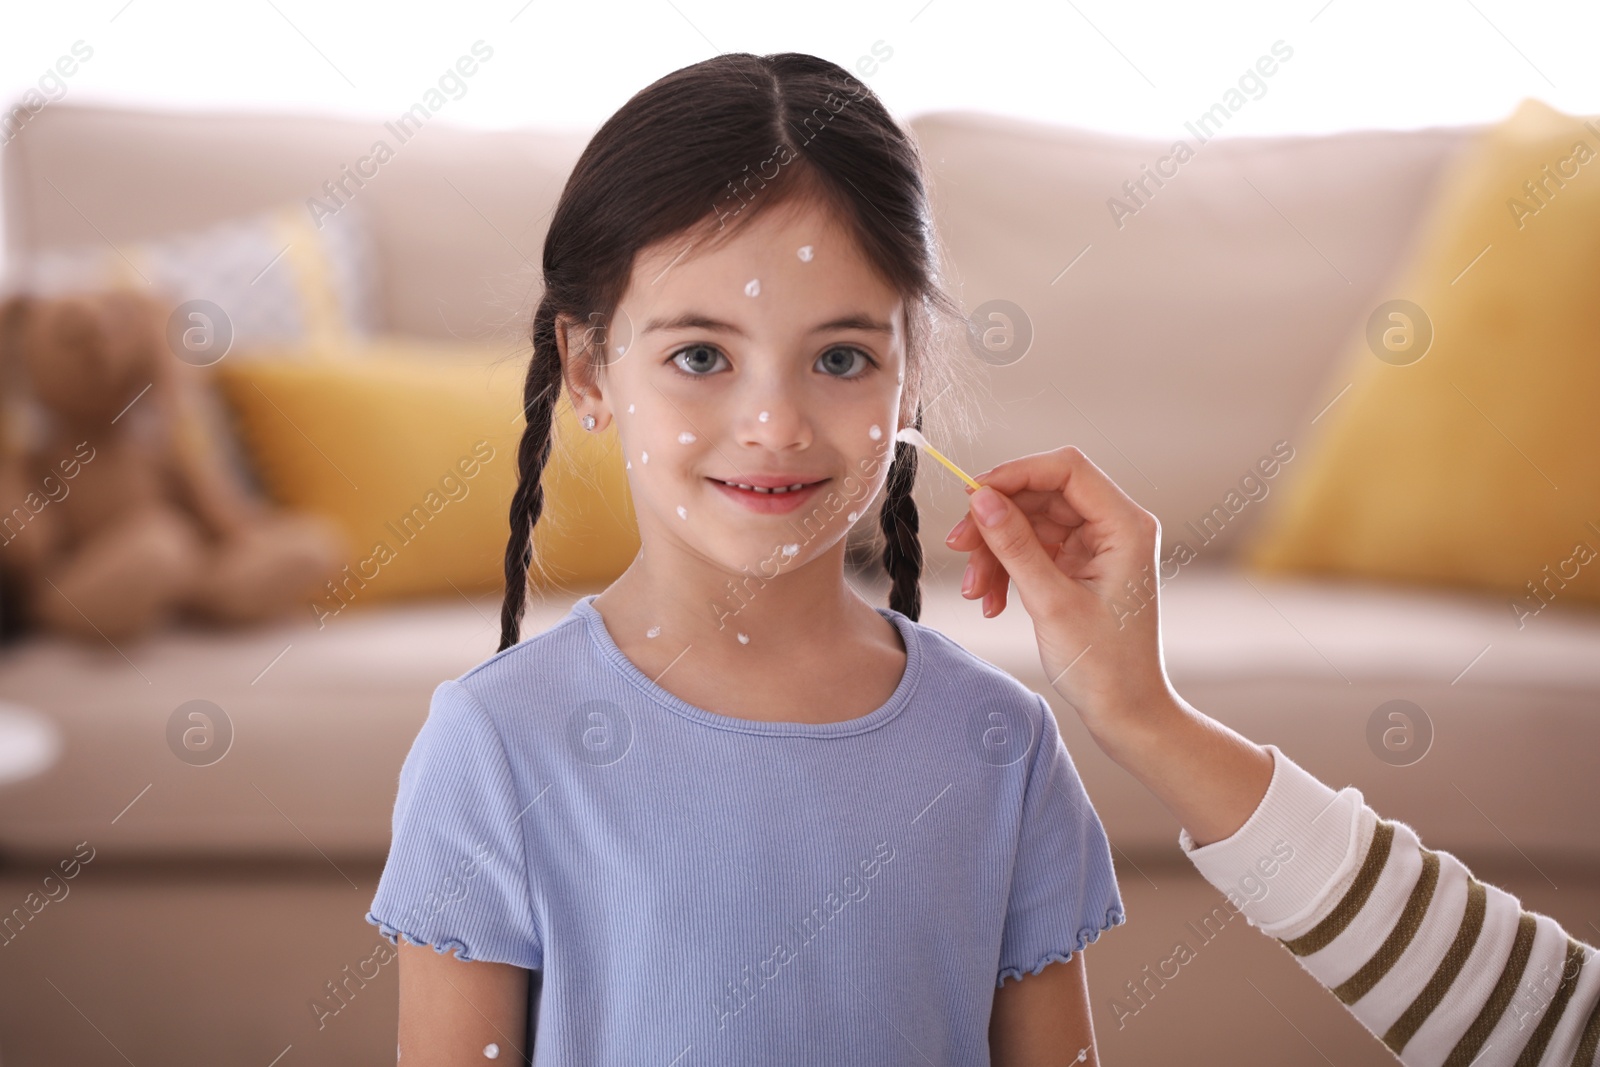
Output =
[{"x1": 1, "y1": 1, "x2": 1598, "y2": 1064}]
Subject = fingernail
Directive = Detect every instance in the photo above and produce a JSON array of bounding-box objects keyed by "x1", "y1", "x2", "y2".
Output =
[
  {"x1": 972, "y1": 486, "x2": 1005, "y2": 527},
  {"x1": 961, "y1": 562, "x2": 975, "y2": 595},
  {"x1": 946, "y1": 517, "x2": 970, "y2": 544}
]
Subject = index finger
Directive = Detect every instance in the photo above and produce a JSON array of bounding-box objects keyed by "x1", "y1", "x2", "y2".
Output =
[{"x1": 969, "y1": 446, "x2": 1145, "y2": 529}]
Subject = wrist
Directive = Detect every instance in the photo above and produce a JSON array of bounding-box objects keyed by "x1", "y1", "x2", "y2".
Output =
[{"x1": 1086, "y1": 689, "x2": 1274, "y2": 847}]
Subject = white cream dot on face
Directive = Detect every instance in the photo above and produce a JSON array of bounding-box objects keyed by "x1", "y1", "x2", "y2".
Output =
[
  {"x1": 628, "y1": 403, "x2": 635, "y2": 414},
  {"x1": 647, "y1": 626, "x2": 661, "y2": 638},
  {"x1": 737, "y1": 632, "x2": 750, "y2": 644},
  {"x1": 678, "y1": 431, "x2": 696, "y2": 444},
  {"x1": 782, "y1": 543, "x2": 799, "y2": 557},
  {"x1": 797, "y1": 245, "x2": 813, "y2": 261},
  {"x1": 484, "y1": 1044, "x2": 500, "y2": 1060},
  {"x1": 641, "y1": 451, "x2": 649, "y2": 464},
  {"x1": 744, "y1": 278, "x2": 761, "y2": 297},
  {"x1": 676, "y1": 505, "x2": 687, "y2": 520},
  {"x1": 758, "y1": 410, "x2": 770, "y2": 423},
  {"x1": 869, "y1": 424, "x2": 882, "y2": 440},
  {"x1": 626, "y1": 460, "x2": 632, "y2": 469},
  {"x1": 848, "y1": 511, "x2": 859, "y2": 523}
]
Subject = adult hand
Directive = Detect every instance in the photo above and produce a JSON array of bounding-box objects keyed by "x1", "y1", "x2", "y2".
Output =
[
  {"x1": 944, "y1": 445, "x2": 1273, "y2": 845},
  {"x1": 944, "y1": 446, "x2": 1171, "y2": 737}
]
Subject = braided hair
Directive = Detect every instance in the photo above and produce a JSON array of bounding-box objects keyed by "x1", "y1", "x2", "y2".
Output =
[
  {"x1": 878, "y1": 403, "x2": 925, "y2": 621},
  {"x1": 497, "y1": 53, "x2": 972, "y2": 651}
]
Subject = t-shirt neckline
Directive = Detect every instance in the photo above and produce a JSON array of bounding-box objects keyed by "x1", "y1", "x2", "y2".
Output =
[{"x1": 572, "y1": 593, "x2": 922, "y2": 737}]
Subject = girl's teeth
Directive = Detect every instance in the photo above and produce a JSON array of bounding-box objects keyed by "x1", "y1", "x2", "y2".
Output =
[{"x1": 721, "y1": 480, "x2": 809, "y2": 494}]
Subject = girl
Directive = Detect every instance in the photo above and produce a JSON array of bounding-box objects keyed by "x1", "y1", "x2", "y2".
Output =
[{"x1": 367, "y1": 52, "x2": 1123, "y2": 1064}]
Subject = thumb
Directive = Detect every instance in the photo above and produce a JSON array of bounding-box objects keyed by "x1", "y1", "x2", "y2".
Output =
[{"x1": 967, "y1": 485, "x2": 1067, "y2": 598}]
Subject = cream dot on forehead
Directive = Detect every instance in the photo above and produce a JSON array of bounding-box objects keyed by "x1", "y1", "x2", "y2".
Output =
[
  {"x1": 758, "y1": 410, "x2": 770, "y2": 423},
  {"x1": 647, "y1": 626, "x2": 661, "y2": 638},
  {"x1": 782, "y1": 543, "x2": 799, "y2": 557},
  {"x1": 641, "y1": 451, "x2": 649, "y2": 464},
  {"x1": 848, "y1": 511, "x2": 859, "y2": 523},
  {"x1": 678, "y1": 431, "x2": 696, "y2": 444},
  {"x1": 797, "y1": 245, "x2": 813, "y2": 261},
  {"x1": 483, "y1": 1044, "x2": 500, "y2": 1060},
  {"x1": 737, "y1": 632, "x2": 750, "y2": 644},
  {"x1": 744, "y1": 278, "x2": 761, "y2": 297},
  {"x1": 627, "y1": 403, "x2": 635, "y2": 414},
  {"x1": 869, "y1": 424, "x2": 882, "y2": 440},
  {"x1": 676, "y1": 505, "x2": 688, "y2": 519}
]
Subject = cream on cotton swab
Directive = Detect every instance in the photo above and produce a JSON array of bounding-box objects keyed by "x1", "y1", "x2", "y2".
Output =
[{"x1": 894, "y1": 427, "x2": 982, "y2": 490}]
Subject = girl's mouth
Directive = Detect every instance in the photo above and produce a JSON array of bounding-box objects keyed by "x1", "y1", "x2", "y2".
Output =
[{"x1": 707, "y1": 477, "x2": 829, "y2": 515}]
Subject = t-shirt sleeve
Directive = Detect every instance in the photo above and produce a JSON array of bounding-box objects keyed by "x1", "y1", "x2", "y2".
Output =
[
  {"x1": 365, "y1": 678, "x2": 543, "y2": 970},
  {"x1": 995, "y1": 693, "x2": 1125, "y2": 988}
]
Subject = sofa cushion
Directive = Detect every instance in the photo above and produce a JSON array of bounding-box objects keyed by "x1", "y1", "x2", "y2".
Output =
[
  {"x1": 1, "y1": 566, "x2": 1593, "y2": 866},
  {"x1": 903, "y1": 111, "x2": 1479, "y2": 573},
  {"x1": 1, "y1": 102, "x2": 588, "y2": 342},
  {"x1": 1244, "y1": 99, "x2": 1600, "y2": 608}
]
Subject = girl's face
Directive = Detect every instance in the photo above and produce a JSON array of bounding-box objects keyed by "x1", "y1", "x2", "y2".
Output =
[{"x1": 572, "y1": 196, "x2": 908, "y2": 580}]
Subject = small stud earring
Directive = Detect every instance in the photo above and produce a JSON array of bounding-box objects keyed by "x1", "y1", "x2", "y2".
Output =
[{"x1": 582, "y1": 414, "x2": 597, "y2": 431}]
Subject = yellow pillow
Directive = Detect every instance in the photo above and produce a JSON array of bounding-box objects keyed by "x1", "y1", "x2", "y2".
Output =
[
  {"x1": 214, "y1": 339, "x2": 638, "y2": 612},
  {"x1": 1243, "y1": 99, "x2": 1600, "y2": 618}
]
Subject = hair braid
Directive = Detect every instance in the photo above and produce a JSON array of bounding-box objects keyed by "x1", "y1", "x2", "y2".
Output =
[
  {"x1": 497, "y1": 305, "x2": 566, "y2": 652},
  {"x1": 879, "y1": 405, "x2": 925, "y2": 621}
]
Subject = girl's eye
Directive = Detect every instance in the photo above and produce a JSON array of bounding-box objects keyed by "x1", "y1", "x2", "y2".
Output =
[
  {"x1": 669, "y1": 343, "x2": 728, "y2": 376},
  {"x1": 817, "y1": 346, "x2": 874, "y2": 379}
]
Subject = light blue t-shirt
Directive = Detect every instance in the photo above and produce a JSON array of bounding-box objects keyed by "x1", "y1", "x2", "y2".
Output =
[{"x1": 367, "y1": 593, "x2": 1124, "y2": 1064}]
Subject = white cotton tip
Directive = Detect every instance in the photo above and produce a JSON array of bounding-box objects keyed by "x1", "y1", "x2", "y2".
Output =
[
  {"x1": 737, "y1": 632, "x2": 750, "y2": 644},
  {"x1": 744, "y1": 278, "x2": 761, "y2": 296},
  {"x1": 678, "y1": 431, "x2": 696, "y2": 444},
  {"x1": 869, "y1": 424, "x2": 882, "y2": 440},
  {"x1": 758, "y1": 410, "x2": 770, "y2": 423},
  {"x1": 647, "y1": 626, "x2": 661, "y2": 638},
  {"x1": 797, "y1": 245, "x2": 814, "y2": 261},
  {"x1": 782, "y1": 543, "x2": 799, "y2": 557},
  {"x1": 894, "y1": 426, "x2": 929, "y2": 449},
  {"x1": 676, "y1": 505, "x2": 687, "y2": 519}
]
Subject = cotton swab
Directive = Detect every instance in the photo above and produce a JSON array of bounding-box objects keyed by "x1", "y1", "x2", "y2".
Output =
[{"x1": 894, "y1": 427, "x2": 983, "y2": 490}]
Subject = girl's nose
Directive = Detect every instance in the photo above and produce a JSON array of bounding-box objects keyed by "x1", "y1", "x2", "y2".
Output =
[{"x1": 737, "y1": 394, "x2": 813, "y2": 452}]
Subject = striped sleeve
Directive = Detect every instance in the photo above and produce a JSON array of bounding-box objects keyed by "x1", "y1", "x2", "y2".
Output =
[{"x1": 1179, "y1": 744, "x2": 1600, "y2": 1067}]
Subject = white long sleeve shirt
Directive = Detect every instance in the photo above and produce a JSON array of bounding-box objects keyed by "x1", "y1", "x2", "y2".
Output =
[{"x1": 1181, "y1": 745, "x2": 1600, "y2": 1066}]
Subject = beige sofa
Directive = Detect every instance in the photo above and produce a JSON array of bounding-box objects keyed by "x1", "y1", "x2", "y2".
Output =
[{"x1": 1, "y1": 101, "x2": 1597, "y2": 1067}]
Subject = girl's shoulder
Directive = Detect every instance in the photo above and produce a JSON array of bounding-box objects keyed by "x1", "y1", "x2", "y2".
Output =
[
  {"x1": 446, "y1": 610, "x2": 594, "y2": 718},
  {"x1": 894, "y1": 612, "x2": 1051, "y2": 718}
]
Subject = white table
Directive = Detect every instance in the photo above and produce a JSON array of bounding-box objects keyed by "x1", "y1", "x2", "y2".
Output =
[{"x1": 0, "y1": 701, "x2": 62, "y2": 787}]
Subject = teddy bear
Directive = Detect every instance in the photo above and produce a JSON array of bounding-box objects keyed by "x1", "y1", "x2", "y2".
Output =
[{"x1": 0, "y1": 287, "x2": 350, "y2": 644}]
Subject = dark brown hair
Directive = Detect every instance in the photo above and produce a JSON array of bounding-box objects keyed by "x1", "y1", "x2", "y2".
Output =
[{"x1": 497, "y1": 52, "x2": 971, "y2": 652}]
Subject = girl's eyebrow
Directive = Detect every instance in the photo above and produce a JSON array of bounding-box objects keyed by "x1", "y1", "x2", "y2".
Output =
[{"x1": 640, "y1": 312, "x2": 894, "y2": 337}]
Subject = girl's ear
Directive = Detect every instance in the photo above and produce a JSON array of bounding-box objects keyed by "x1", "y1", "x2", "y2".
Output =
[{"x1": 552, "y1": 312, "x2": 611, "y2": 431}]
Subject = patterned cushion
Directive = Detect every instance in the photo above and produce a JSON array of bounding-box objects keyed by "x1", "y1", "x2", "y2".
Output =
[{"x1": 15, "y1": 199, "x2": 378, "y2": 350}]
